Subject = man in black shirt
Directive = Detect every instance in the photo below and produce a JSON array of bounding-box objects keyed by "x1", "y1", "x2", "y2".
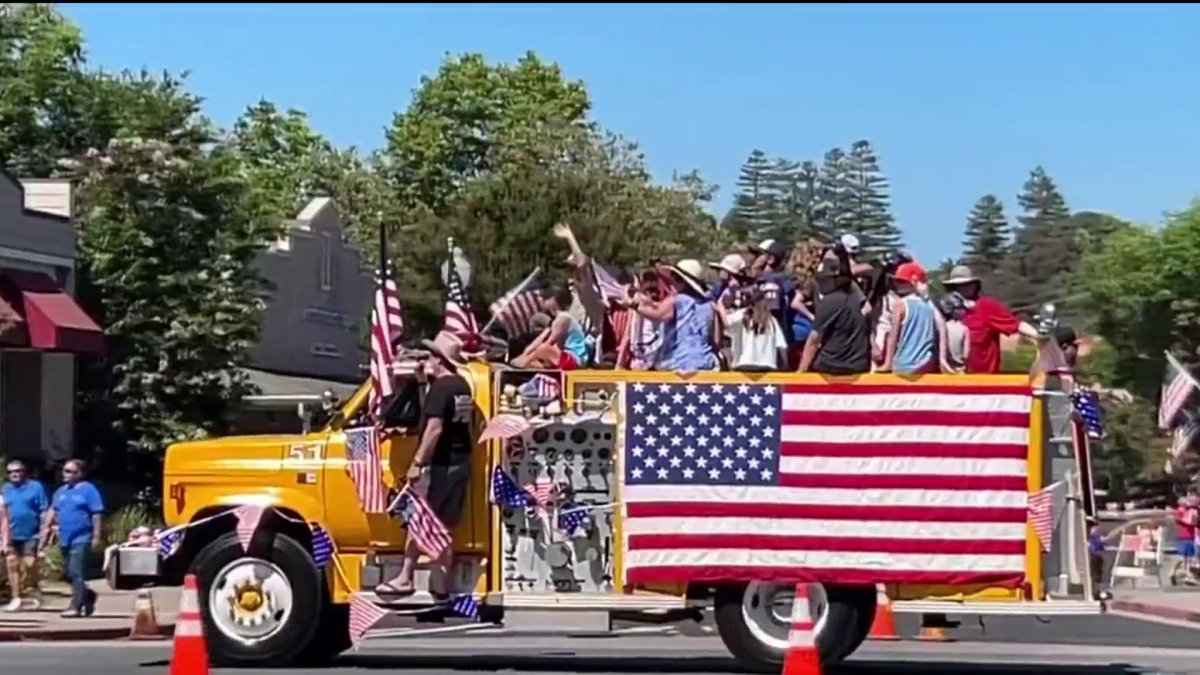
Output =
[
  {"x1": 377, "y1": 331, "x2": 475, "y2": 599},
  {"x1": 798, "y1": 256, "x2": 871, "y2": 375}
]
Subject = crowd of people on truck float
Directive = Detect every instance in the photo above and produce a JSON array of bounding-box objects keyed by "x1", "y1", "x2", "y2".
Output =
[{"x1": 491, "y1": 223, "x2": 1072, "y2": 378}]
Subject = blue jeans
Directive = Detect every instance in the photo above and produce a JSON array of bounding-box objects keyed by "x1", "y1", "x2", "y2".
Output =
[{"x1": 62, "y1": 542, "x2": 92, "y2": 613}]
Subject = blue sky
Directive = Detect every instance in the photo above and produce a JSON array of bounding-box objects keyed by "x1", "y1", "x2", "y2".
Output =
[{"x1": 64, "y1": 3, "x2": 1200, "y2": 264}]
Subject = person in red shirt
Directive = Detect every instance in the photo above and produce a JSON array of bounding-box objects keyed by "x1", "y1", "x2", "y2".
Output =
[
  {"x1": 941, "y1": 265, "x2": 1044, "y2": 374},
  {"x1": 1175, "y1": 495, "x2": 1199, "y2": 567}
]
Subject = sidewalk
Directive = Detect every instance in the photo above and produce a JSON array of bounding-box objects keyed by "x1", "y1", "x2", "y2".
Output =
[
  {"x1": 1111, "y1": 586, "x2": 1200, "y2": 624},
  {"x1": 0, "y1": 580, "x2": 178, "y2": 641}
]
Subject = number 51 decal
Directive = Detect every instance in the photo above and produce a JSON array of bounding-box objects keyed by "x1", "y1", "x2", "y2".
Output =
[{"x1": 286, "y1": 443, "x2": 325, "y2": 463}]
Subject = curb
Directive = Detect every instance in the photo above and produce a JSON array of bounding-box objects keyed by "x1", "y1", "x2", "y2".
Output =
[
  {"x1": 1111, "y1": 599, "x2": 1200, "y2": 624},
  {"x1": 0, "y1": 623, "x2": 176, "y2": 642}
]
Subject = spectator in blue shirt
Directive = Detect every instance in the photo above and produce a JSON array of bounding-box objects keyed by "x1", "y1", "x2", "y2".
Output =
[
  {"x1": 2, "y1": 459, "x2": 48, "y2": 612},
  {"x1": 38, "y1": 460, "x2": 104, "y2": 618}
]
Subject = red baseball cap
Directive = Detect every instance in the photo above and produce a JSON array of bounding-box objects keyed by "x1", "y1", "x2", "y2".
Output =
[{"x1": 893, "y1": 262, "x2": 927, "y2": 285}]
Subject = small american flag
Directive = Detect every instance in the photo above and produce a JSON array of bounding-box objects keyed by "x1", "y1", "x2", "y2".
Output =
[
  {"x1": 310, "y1": 523, "x2": 334, "y2": 568},
  {"x1": 491, "y1": 466, "x2": 534, "y2": 509},
  {"x1": 1071, "y1": 390, "x2": 1104, "y2": 439},
  {"x1": 346, "y1": 427, "x2": 389, "y2": 513},
  {"x1": 528, "y1": 479, "x2": 556, "y2": 509},
  {"x1": 1027, "y1": 482, "x2": 1061, "y2": 552},
  {"x1": 234, "y1": 505, "x2": 264, "y2": 552},
  {"x1": 478, "y1": 414, "x2": 533, "y2": 444},
  {"x1": 443, "y1": 246, "x2": 479, "y2": 343},
  {"x1": 348, "y1": 593, "x2": 387, "y2": 649},
  {"x1": 520, "y1": 374, "x2": 561, "y2": 404},
  {"x1": 389, "y1": 485, "x2": 452, "y2": 559},
  {"x1": 1160, "y1": 353, "x2": 1196, "y2": 430},
  {"x1": 157, "y1": 530, "x2": 183, "y2": 560},
  {"x1": 449, "y1": 594, "x2": 481, "y2": 620},
  {"x1": 489, "y1": 268, "x2": 542, "y2": 340},
  {"x1": 622, "y1": 380, "x2": 1033, "y2": 586},
  {"x1": 368, "y1": 263, "x2": 404, "y2": 422},
  {"x1": 558, "y1": 507, "x2": 591, "y2": 536}
]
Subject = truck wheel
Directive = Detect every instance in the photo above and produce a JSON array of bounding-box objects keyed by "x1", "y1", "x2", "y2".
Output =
[
  {"x1": 296, "y1": 602, "x2": 352, "y2": 666},
  {"x1": 713, "y1": 581, "x2": 874, "y2": 673},
  {"x1": 191, "y1": 531, "x2": 322, "y2": 667}
]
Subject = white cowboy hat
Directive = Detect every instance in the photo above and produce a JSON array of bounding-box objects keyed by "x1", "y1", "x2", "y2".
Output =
[
  {"x1": 671, "y1": 259, "x2": 709, "y2": 297},
  {"x1": 943, "y1": 264, "x2": 979, "y2": 286},
  {"x1": 420, "y1": 330, "x2": 467, "y2": 367},
  {"x1": 708, "y1": 253, "x2": 748, "y2": 277}
]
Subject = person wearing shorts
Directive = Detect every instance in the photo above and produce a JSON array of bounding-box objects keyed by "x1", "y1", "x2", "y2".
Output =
[
  {"x1": 3, "y1": 459, "x2": 48, "y2": 611},
  {"x1": 377, "y1": 331, "x2": 475, "y2": 600},
  {"x1": 1176, "y1": 496, "x2": 1199, "y2": 569}
]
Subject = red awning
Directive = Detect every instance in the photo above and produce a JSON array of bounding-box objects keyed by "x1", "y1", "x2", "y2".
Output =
[{"x1": 0, "y1": 270, "x2": 104, "y2": 355}]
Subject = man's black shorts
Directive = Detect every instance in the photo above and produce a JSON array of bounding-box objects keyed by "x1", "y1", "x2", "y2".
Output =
[{"x1": 427, "y1": 463, "x2": 470, "y2": 528}]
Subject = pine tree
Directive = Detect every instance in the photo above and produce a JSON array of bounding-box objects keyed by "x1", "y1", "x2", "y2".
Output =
[
  {"x1": 729, "y1": 149, "x2": 776, "y2": 240},
  {"x1": 762, "y1": 157, "x2": 815, "y2": 245},
  {"x1": 843, "y1": 140, "x2": 902, "y2": 256},
  {"x1": 961, "y1": 194, "x2": 1012, "y2": 271},
  {"x1": 814, "y1": 147, "x2": 850, "y2": 241},
  {"x1": 1009, "y1": 166, "x2": 1072, "y2": 312}
]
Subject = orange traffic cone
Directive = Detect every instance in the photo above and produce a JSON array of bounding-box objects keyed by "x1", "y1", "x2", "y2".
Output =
[
  {"x1": 129, "y1": 588, "x2": 164, "y2": 640},
  {"x1": 169, "y1": 574, "x2": 210, "y2": 675},
  {"x1": 866, "y1": 584, "x2": 898, "y2": 641},
  {"x1": 782, "y1": 583, "x2": 822, "y2": 675}
]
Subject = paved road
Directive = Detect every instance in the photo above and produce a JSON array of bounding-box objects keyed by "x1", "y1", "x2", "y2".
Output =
[{"x1": 2, "y1": 614, "x2": 1198, "y2": 675}]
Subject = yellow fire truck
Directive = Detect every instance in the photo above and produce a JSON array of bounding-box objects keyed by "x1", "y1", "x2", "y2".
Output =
[{"x1": 107, "y1": 362, "x2": 1105, "y2": 670}]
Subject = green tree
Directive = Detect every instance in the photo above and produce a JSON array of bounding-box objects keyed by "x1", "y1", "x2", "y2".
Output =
[
  {"x1": 764, "y1": 158, "x2": 819, "y2": 246},
  {"x1": 728, "y1": 149, "x2": 776, "y2": 241},
  {"x1": 814, "y1": 147, "x2": 850, "y2": 240},
  {"x1": 961, "y1": 194, "x2": 1011, "y2": 271},
  {"x1": 843, "y1": 140, "x2": 901, "y2": 256},
  {"x1": 379, "y1": 51, "x2": 590, "y2": 218},
  {"x1": 377, "y1": 55, "x2": 725, "y2": 336},
  {"x1": 71, "y1": 111, "x2": 276, "y2": 461},
  {"x1": 0, "y1": 4, "x2": 85, "y2": 175},
  {"x1": 225, "y1": 100, "x2": 397, "y2": 256},
  {"x1": 1008, "y1": 166, "x2": 1072, "y2": 312}
]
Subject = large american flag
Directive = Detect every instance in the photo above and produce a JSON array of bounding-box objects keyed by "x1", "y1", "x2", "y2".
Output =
[
  {"x1": 346, "y1": 427, "x2": 389, "y2": 513},
  {"x1": 368, "y1": 263, "x2": 404, "y2": 421},
  {"x1": 621, "y1": 380, "x2": 1033, "y2": 587}
]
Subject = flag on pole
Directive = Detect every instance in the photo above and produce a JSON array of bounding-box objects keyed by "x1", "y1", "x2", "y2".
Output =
[
  {"x1": 348, "y1": 593, "x2": 388, "y2": 649},
  {"x1": 346, "y1": 427, "x2": 389, "y2": 513},
  {"x1": 309, "y1": 523, "x2": 334, "y2": 568},
  {"x1": 1071, "y1": 390, "x2": 1104, "y2": 439},
  {"x1": 1171, "y1": 413, "x2": 1200, "y2": 459},
  {"x1": 368, "y1": 262, "x2": 404, "y2": 423},
  {"x1": 491, "y1": 466, "x2": 535, "y2": 509},
  {"x1": 234, "y1": 505, "x2": 264, "y2": 552},
  {"x1": 1027, "y1": 482, "x2": 1061, "y2": 553},
  {"x1": 1160, "y1": 352, "x2": 1197, "y2": 430},
  {"x1": 443, "y1": 242, "x2": 479, "y2": 344},
  {"x1": 389, "y1": 485, "x2": 452, "y2": 559},
  {"x1": 478, "y1": 414, "x2": 534, "y2": 444},
  {"x1": 488, "y1": 268, "x2": 542, "y2": 339}
]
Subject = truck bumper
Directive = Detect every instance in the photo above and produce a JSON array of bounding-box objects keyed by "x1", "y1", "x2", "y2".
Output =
[{"x1": 104, "y1": 546, "x2": 165, "y2": 591}]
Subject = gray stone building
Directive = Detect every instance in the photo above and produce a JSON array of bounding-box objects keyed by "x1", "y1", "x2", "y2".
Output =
[{"x1": 0, "y1": 172, "x2": 103, "y2": 464}]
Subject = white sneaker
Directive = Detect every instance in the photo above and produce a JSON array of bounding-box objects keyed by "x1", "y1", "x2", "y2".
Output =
[{"x1": 2, "y1": 598, "x2": 21, "y2": 612}]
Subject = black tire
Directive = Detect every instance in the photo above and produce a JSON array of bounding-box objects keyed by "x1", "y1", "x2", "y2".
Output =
[
  {"x1": 713, "y1": 582, "x2": 875, "y2": 673},
  {"x1": 294, "y1": 600, "x2": 352, "y2": 667},
  {"x1": 191, "y1": 531, "x2": 323, "y2": 668}
]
